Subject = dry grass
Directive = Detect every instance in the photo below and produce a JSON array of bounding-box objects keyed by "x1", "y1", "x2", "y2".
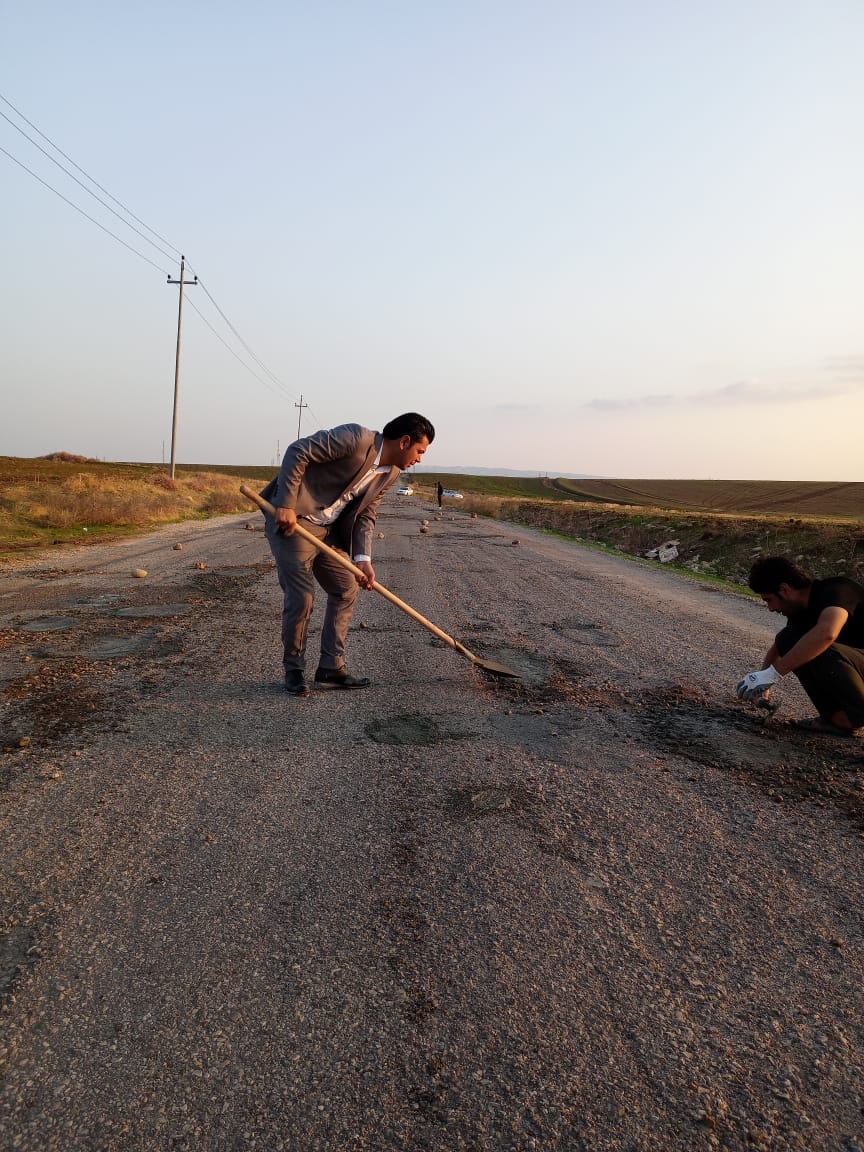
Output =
[
  {"x1": 5, "y1": 456, "x2": 864, "y2": 583},
  {"x1": 0, "y1": 460, "x2": 267, "y2": 554}
]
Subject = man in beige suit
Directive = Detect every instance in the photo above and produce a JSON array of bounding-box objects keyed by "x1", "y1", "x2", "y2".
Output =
[{"x1": 261, "y1": 413, "x2": 434, "y2": 696}]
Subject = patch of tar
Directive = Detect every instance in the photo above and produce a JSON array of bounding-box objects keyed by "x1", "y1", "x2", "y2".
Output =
[
  {"x1": 365, "y1": 715, "x2": 443, "y2": 745},
  {"x1": 83, "y1": 630, "x2": 163, "y2": 660},
  {"x1": 0, "y1": 925, "x2": 38, "y2": 1000},
  {"x1": 473, "y1": 646, "x2": 550, "y2": 683},
  {"x1": 115, "y1": 605, "x2": 190, "y2": 618},
  {"x1": 16, "y1": 616, "x2": 79, "y2": 633},
  {"x1": 445, "y1": 781, "x2": 538, "y2": 819},
  {"x1": 633, "y1": 684, "x2": 864, "y2": 828}
]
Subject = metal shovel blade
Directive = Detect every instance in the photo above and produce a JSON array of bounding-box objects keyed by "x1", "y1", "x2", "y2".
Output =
[
  {"x1": 470, "y1": 656, "x2": 521, "y2": 678},
  {"x1": 454, "y1": 642, "x2": 520, "y2": 677}
]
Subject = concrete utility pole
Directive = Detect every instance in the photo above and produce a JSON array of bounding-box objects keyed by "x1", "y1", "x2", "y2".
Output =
[
  {"x1": 166, "y1": 256, "x2": 198, "y2": 479},
  {"x1": 295, "y1": 395, "x2": 308, "y2": 441}
]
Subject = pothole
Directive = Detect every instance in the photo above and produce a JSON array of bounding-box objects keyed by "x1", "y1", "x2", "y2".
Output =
[
  {"x1": 115, "y1": 605, "x2": 190, "y2": 618},
  {"x1": 365, "y1": 715, "x2": 442, "y2": 745},
  {"x1": 0, "y1": 925, "x2": 38, "y2": 1000},
  {"x1": 561, "y1": 623, "x2": 619, "y2": 647},
  {"x1": 472, "y1": 647, "x2": 550, "y2": 684},
  {"x1": 445, "y1": 782, "x2": 538, "y2": 819},
  {"x1": 83, "y1": 632, "x2": 160, "y2": 660},
  {"x1": 634, "y1": 684, "x2": 864, "y2": 826},
  {"x1": 82, "y1": 628, "x2": 185, "y2": 660},
  {"x1": 16, "y1": 617, "x2": 78, "y2": 633}
]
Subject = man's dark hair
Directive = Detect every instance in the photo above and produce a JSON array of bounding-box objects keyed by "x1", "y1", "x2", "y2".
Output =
[
  {"x1": 748, "y1": 556, "x2": 812, "y2": 595},
  {"x1": 382, "y1": 413, "x2": 435, "y2": 444}
]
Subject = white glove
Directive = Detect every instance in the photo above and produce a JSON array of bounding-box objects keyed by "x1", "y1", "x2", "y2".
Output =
[{"x1": 736, "y1": 665, "x2": 781, "y2": 702}]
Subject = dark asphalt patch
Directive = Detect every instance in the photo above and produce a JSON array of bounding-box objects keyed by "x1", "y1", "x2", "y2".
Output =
[
  {"x1": 0, "y1": 925, "x2": 38, "y2": 1000},
  {"x1": 16, "y1": 616, "x2": 79, "y2": 633},
  {"x1": 634, "y1": 684, "x2": 864, "y2": 829},
  {"x1": 365, "y1": 715, "x2": 443, "y2": 745},
  {"x1": 114, "y1": 605, "x2": 190, "y2": 618},
  {"x1": 445, "y1": 783, "x2": 536, "y2": 818},
  {"x1": 82, "y1": 628, "x2": 180, "y2": 660},
  {"x1": 483, "y1": 654, "x2": 623, "y2": 711}
]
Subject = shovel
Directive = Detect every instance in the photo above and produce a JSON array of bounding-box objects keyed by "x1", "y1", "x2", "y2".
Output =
[{"x1": 240, "y1": 484, "x2": 519, "y2": 678}]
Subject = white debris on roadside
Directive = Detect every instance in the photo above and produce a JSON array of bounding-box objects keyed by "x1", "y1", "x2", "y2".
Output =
[{"x1": 644, "y1": 540, "x2": 679, "y2": 563}]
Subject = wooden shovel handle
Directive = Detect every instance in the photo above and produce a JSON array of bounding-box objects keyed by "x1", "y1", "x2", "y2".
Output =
[{"x1": 239, "y1": 484, "x2": 478, "y2": 662}]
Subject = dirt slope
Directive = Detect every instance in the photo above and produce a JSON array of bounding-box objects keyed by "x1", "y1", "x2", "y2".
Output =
[{"x1": 1, "y1": 502, "x2": 862, "y2": 1151}]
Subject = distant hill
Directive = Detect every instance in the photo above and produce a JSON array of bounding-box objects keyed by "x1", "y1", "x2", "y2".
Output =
[{"x1": 412, "y1": 465, "x2": 598, "y2": 479}]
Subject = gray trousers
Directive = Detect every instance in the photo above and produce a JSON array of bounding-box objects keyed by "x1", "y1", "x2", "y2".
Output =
[
  {"x1": 776, "y1": 624, "x2": 864, "y2": 726},
  {"x1": 265, "y1": 519, "x2": 358, "y2": 674}
]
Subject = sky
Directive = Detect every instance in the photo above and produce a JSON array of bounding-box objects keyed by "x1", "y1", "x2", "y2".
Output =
[{"x1": 2, "y1": 1, "x2": 863, "y2": 480}]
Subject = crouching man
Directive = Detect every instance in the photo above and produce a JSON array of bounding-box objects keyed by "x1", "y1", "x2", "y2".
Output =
[{"x1": 736, "y1": 556, "x2": 864, "y2": 736}]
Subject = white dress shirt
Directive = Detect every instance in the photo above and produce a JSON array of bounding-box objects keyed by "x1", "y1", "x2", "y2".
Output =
[{"x1": 305, "y1": 446, "x2": 389, "y2": 562}]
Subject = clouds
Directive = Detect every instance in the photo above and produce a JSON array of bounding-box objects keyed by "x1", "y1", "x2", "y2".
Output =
[
  {"x1": 586, "y1": 361, "x2": 864, "y2": 412},
  {"x1": 587, "y1": 393, "x2": 675, "y2": 412}
]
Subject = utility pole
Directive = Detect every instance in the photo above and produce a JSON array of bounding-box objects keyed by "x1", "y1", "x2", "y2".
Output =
[
  {"x1": 166, "y1": 255, "x2": 198, "y2": 479},
  {"x1": 295, "y1": 395, "x2": 308, "y2": 441}
]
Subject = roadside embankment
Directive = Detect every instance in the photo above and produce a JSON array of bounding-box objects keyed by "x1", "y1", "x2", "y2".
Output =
[{"x1": 414, "y1": 484, "x2": 864, "y2": 586}]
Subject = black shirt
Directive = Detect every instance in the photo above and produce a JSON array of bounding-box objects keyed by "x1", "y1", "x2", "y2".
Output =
[{"x1": 799, "y1": 577, "x2": 864, "y2": 649}]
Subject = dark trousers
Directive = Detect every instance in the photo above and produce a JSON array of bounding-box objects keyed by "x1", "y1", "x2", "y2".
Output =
[
  {"x1": 776, "y1": 625, "x2": 864, "y2": 726},
  {"x1": 265, "y1": 519, "x2": 358, "y2": 674}
]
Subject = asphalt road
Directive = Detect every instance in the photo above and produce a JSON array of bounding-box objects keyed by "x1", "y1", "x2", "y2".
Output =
[{"x1": 1, "y1": 500, "x2": 862, "y2": 1151}]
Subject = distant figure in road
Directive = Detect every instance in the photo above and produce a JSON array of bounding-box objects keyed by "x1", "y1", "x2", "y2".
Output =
[
  {"x1": 736, "y1": 556, "x2": 864, "y2": 736},
  {"x1": 436, "y1": 481, "x2": 444, "y2": 509},
  {"x1": 260, "y1": 414, "x2": 435, "y2": 697}
]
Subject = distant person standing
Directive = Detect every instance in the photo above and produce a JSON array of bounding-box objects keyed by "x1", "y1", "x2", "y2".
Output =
[
  {"x1": 736, "y1": 556, "x2": 864, "y2": 735},
  {"x1": 436, "y1": 481, "x2": 444, "y2": 509},
  {"x1": 260, "y1": 414, "x2": 435, "y2": 697}
]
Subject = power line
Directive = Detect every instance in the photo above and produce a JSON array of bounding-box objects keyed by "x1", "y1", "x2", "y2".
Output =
[
  {"x1": 187, "y1": 266, "x2": 297, "y2": 398},
  {"x1": 0, "y1": 143, "x2": 170, "y2": 275},
  {"x1": 184, "y1": 294, "x2": 297, "y2": 400},
  {"x1": 305, "y1": 403, "x2": 325, "y2": 429},
  {"x1": 4, "y1": 134, "x2": 298, "y2": 406},
  {"x1": 0, "y1": 91, "x2": 182, "y2": 259},
  {"x1": 2, "y1": 93, "x2": 308, "y2": 418},
  {"x1": 0, "y1": 107, "x2": 178, "y2": 264}
]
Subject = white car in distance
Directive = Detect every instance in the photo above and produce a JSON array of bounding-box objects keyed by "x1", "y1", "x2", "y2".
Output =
[{"x1": 396, "y1": 485, "x2": 414, "y2": 496}]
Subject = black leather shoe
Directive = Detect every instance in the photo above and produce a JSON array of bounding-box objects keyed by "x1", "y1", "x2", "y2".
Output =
[
  {"x1": 285, "y1": 670, "x2": 311, "y2": 697},
  {"x1": 314, "y1": 667, "x2": 371, "y2": 689}
]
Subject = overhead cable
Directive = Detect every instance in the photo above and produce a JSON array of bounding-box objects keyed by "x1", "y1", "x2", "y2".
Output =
[
  {"x1": 184, "y1": 295, "x2": 296, "y2": 401},
  {"x1": 0, "y1": 108, "x2": 177, "y2": 264},
  {"x1": 187, "y1": 266, "x2": 298, "y2": 400},
  {"x1": 2, "y1": 92, "x2": 301, "y2": 412},
  {"x1": 0, "y1": 91, "x2": 182, "y2": 259},
  {"x1": 0, "y1": 144, "x2": 170, "y2": 275}
]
